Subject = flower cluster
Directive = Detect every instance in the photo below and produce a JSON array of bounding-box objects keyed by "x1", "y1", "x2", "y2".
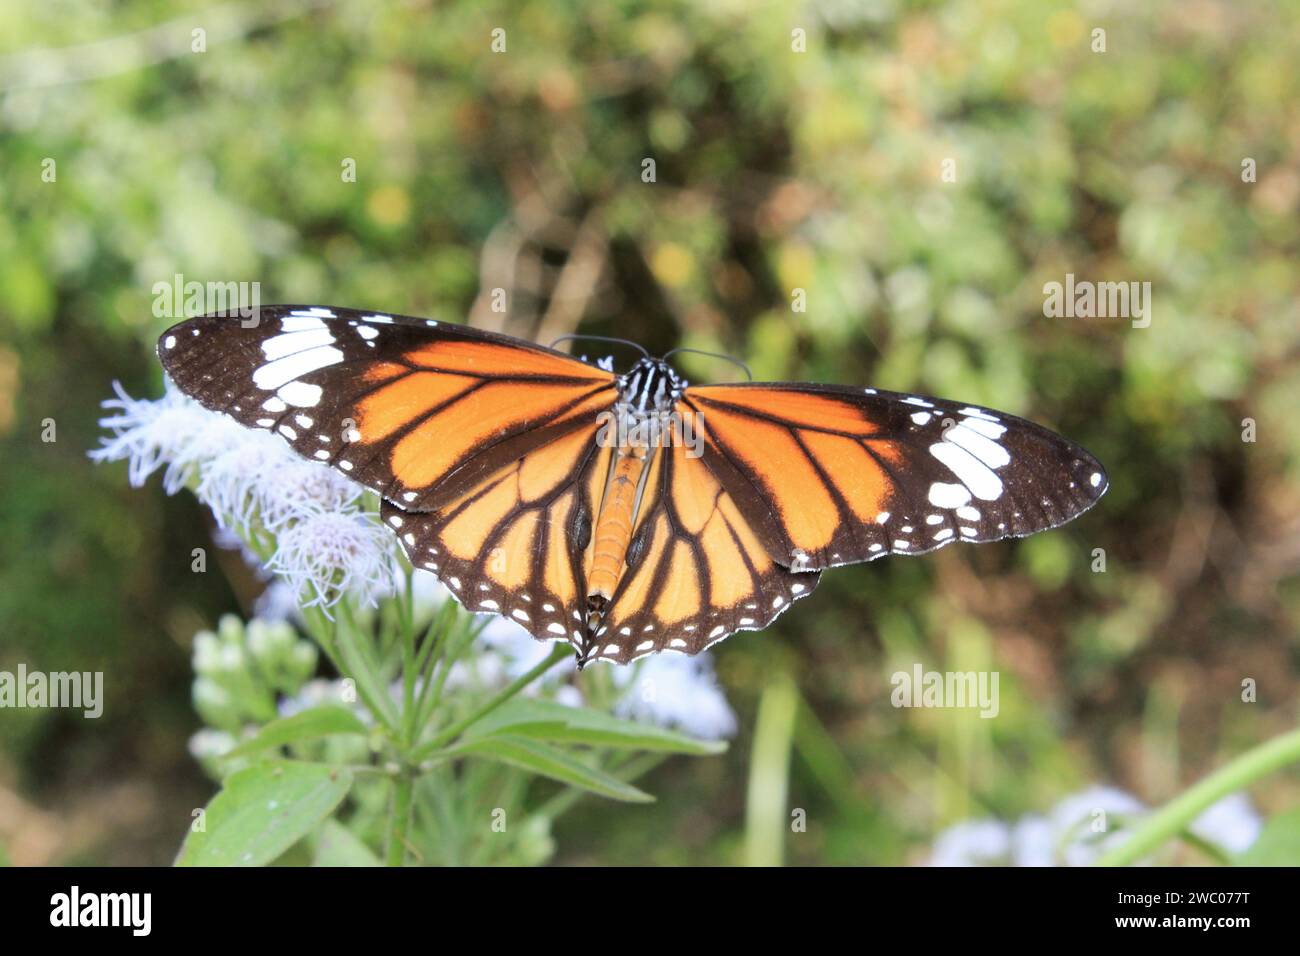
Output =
[
  {"x1": 928, "y1": 785, "x2": 1262, "y2": 866},
  {"x1": 90, "y1": 380, "x2": 397, "y2": 609}
]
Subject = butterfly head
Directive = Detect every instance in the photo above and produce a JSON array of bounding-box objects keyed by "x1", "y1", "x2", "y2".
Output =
[{"x1": 617, "y1": 358, "x2": 685, "y2": 416}]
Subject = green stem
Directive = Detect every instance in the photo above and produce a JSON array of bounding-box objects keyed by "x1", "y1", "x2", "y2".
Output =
[
  {"x1": 331, "y1": 602, "x2": 401, "y2": 731},
  {"x1": 412, "y1": 643, "x2": 572, "y2": 760},
  {"x1": 745, "y1": 675, "x2": 799, "y2": 868},
  {"x1": 421, "y1": 616, "x2": 489, "y2": 725},
  {"x1": 385, "y1": 771, "x2": 415, "y2": 866},
  {"x1": 301, "y1": 606, "x2": 396, "y2": 732},
  {"x1": 1097, "y1": 726, "x2": 1300, "y2": 867},
  {"x1": 400, "y1": 568, "x2": 418, "y2": 745}
]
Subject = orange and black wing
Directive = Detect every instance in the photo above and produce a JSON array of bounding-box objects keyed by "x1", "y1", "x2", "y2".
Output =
[
  {"x1": 589, "y1": 441, "x2": 820, "y2": 664},
  {"x1": 158, "y1": 306, "x2": 617, "y2": 511},
  {"x1": 683, "y1": 383, "x2": 1107, "y2": 570},
  {"x1": 381, "y1": 430, "x2": 612, "y2": 649}
]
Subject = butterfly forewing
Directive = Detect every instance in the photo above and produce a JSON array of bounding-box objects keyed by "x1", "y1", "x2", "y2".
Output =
[
  {"x1": 684, "y1": 383, "x2": 1107, "y2": 571},
  {"x1": 157, "y1": 306, "x2": 617, "y2": 510}
]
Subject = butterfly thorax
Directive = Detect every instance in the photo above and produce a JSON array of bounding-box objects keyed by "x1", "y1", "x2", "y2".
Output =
[{"x1": 618, "y1": 358, "x2": 683, "y2": 415}]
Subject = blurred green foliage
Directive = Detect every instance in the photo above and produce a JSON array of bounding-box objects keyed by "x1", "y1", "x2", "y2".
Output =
[{"x1": 1, "y1": 0, "x2": 1298, "y2": 864}]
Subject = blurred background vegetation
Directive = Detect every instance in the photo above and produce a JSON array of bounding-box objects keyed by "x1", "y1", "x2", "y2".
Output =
[{"x1": 1, "y1": 0, "x2": 1298, "y2": 865}]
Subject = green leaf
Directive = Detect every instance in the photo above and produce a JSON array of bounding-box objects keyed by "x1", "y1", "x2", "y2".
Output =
[
  {"x1": 448, "y1": 736, "x2": 653, "y2": 802},
  {"x1": 224, "y1": 706, "x2": 369, "y2": 758},
  {"x1": 462, "y1": 698, "x2": 726, "y2": 755},
  {"x1": 177, "y1": 762, "x2": 354, "y2": 867},
  {"x1": 1236, "y1": 807, "x2": 1300, "y2": 866},
  {"x1": 313, "y1": 819, "x2": 381, "y2": 867}
]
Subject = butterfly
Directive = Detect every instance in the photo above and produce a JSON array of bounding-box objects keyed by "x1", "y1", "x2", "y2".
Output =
[{"x1": 158, "y1": 305, "x2": 1108, "y2": 666}]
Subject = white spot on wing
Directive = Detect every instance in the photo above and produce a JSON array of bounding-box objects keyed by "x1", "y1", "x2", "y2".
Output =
[
  {"x1": 946, "y1": 423, "x2": 1011, "y2": 469},
  {"x1": 277, "y1": 381, "x2": 322, "y2": 407},
  {"x1": 279, "y1": 315, "x2": 328, "y2": 331},
  {"x1": 253, "y1": 346, "x2": 343, "y2": 390},
  {"x1": 261, "y1": 328, "x2": 335, "y2": 360},
  {"x1": 928, "y1": 482, "x2": 971, "y2": 508},
  {"x1": 961, "y1": 417, "x2": 1007, "y2": 439},
  {"x1": 929, "y1": 443, "x2": 1003, "y2": 500}
]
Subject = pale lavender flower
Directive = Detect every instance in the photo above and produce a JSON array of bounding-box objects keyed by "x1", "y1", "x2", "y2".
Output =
[
  {"x1": 611, "y1": 652, "x2": 737, "y2": 740},
  {"x1": 931, "y1": 784, "x2": 1258, "y2": 866},
  {"x1": 928, "y1": 820, "x2": 1012, "y2": 866},
  {"x1": 410, "y1": 569, "x2": 454, "y2": 616},
  {"x1": 253, "y1": 578, "x2": 304, "y2": 623},
  {"x1": 250, "y1": 456, "x2": 362, "y2": 532},
  {"x1": 1010, "y1": 816, "x2": 1055, "y2": 867},
  {"x1": 1049, "y1": 786, "x2": 1146, "y2": 866},
  {"x1": 195, "y1": 429, "x2": 302, "y2": 530},
  {"x1": 1190, "y1": 793, "x2": 1262, "y2": 854},
  {"x1": 931, "y1": 786, "x2": 1144, "y2": 867},
  {"x1": 473, "y1": 608, "x2": 736, "y2": 736},
  {"x1": 268, "y1": 510, "x2": 399, "y2": 609},
  {"x1": 478, "y1": 613, "x2": 578, "y2": 681},
  {"x1": 89, "y1": 379, "x2": 224, "y2": 491}
]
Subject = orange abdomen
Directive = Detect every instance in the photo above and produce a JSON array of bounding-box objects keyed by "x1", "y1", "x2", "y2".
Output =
[{"x1": 587, "y1": 449, "x2": 650, "y2": 600}]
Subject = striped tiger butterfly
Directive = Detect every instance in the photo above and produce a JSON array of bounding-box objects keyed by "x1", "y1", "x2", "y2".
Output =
[{"x1": 159, "y1": 305, "x2": 1107, "y2": 666}]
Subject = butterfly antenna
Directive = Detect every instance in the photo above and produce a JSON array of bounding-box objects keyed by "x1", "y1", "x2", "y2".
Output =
[
  {"x1": 660, "y1": 347, "x2": 753, "y2": 382},
  {"x1": 549, "y1": 333, "x2": 650, "y2": 359}
]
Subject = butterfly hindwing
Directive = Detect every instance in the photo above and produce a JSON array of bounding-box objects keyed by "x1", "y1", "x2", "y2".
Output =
[
  {"x1": 591, "y1": 441, "x2": 820, "y2": 663},
  {"x1": 383, "y1": 425, "x2": 613, "y2": 648},
  {"x1": 158, "y1": 306, "x2": 617, "y2": 511},
  {"x1": 684, "y1": 383, "x2": 1107, "y2": 570}
]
